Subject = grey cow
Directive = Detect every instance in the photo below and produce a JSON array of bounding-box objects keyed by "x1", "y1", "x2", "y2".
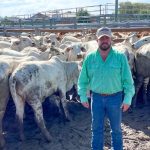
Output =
[
  {"x1": 9, "y1": 56, "x2": 80, "y2": 142},
  {"x1": 133, "y1": 43, "x2": 150, "y2": 107}
]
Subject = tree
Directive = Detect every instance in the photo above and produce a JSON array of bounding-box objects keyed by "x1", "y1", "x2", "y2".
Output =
[
  {"x1": 76, "y1": 8, "x2": 90, "y2": 17},
  {"x1": 119, "y1": 2, "x2": 150, "y2": 15},
  {"x1": 76, "y1": 8, "x2": 91, "y2": 23}
]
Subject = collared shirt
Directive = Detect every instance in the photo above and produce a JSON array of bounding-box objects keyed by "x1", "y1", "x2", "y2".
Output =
[{"x1": 78, "y1": 47, "x2": 135, "y2": 105}]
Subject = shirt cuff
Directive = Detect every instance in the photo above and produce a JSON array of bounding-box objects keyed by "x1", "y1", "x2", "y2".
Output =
[
  {"x1": 80, "y1": 95, "x2": 88, "y2": 103},
  {"x1": 123, "y1": 94, "x2": 133, "y2": 105}
]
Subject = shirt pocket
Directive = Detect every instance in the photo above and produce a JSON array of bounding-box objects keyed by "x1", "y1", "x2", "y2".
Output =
[
  {"x1": 88, "y1": 64, "x2": 99, "y2": 78},
  {"x1": 108, "y1": 63, "x2": 121, "y2": 76}
]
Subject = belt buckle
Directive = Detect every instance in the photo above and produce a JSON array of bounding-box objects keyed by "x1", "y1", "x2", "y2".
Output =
[{"x1": 100, "y1": 93, "x2": 110, "y2": 96}]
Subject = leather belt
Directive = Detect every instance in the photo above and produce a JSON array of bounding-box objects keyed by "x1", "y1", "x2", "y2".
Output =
[{"x1": 99, "y1": 91, "x2": 122, "y2": 97}]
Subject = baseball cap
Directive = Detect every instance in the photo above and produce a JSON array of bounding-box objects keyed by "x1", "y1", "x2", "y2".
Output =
[{"x1": 96, "y1": 27, "x2": 112, "y2": 39}]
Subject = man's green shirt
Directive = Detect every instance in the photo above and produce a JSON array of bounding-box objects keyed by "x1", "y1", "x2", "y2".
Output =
[{"x1": 78, "y1": 47, "x2": 135, "y2": 105}]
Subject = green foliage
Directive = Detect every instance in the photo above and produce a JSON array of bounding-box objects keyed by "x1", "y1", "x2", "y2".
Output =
[
  {"x1": 76, "y1": 8, "x2": 90, "y2": 23},
  {"x1": 76, "y1": 8, "x2": 90, "y2": 17},
  {"x1": 119, "y1": 2, "x2": 150, "y2": 14}
]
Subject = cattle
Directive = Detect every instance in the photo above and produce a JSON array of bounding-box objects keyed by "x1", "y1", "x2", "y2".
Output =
[
  {"x1": 81, "y1": 33, "x2": 96, "y2": 42},
  {"x1": 61, "y1": 43, "x2": 86, "y2": 61},
  {"x1": 81, "y1": 40, "x2": 98, "y2": 57},
  {"x1": 0, "y1": 36, "x2": 11, "y2": 42},
  {"x1": 113, "y1": 39, "x2": 135, "y2": 71},
  {"x1": 48, "y1": 33, "x2": 60, "y2": 47},
  {"x1": 132, "y1": 36, "x2": 150, "y2": 49},
  {"x1": 61, "y1": 35, "x2": 81, "y2": 44},
  {"x1": 31, "y1": 36, "x2": 43, "y2": 47},
  {"x1": 21, "y1": 47, "x2": 51, "y2": 60},
  {"x1": 0, "y1": 60, "x2": 11, "y2": 149},
  {"x1": 0, "y1": 41, "x2": 11, "y2": 49},
  {"x1": 10, "y1": 36, "x2": 35, "y2": 51},
  {"x1": 132, "y1": 43, "x2": 150, "y2": 107},
  {"x1": 127, "y1": 32, "x2": 139, "y2": 45},
  {"x1": 0, "y1": 56, "x2": 38, "y2": 149},
  {"x1": 147, "y1": 80, "x2": 150, "y2": 101},
  {"x1": 9, "y1": 56, "x2": 81, "y2": 142},
  {"x1": 0, "y1": 49, "x2": 25, "y2": 57},
  {"x1": 0, "y1": 47, "x2": 51, "y2": 60},
  {"x1": 112, "y1": 32, "x2": 123, "y2": 38}
]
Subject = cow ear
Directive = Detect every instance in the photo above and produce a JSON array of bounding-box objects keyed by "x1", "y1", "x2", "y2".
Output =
[
  {"x1": 81, "y1": 47, "x2": 86, "y2": 52},
  {"x1": 66, "y1": 47, "x2": 71, "y2": 52},
  {"x1": 28, "y1": 34, "x2": 31, "y2": 38}
]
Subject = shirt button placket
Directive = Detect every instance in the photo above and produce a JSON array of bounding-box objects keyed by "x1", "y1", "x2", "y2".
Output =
[{"x1": 101, "y1": 64, "x2": 104, "y2": 93}]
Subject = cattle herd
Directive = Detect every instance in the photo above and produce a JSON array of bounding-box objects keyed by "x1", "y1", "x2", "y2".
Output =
[{"x1": 0, "y1": 30, "x2": 150, "y2": 149}]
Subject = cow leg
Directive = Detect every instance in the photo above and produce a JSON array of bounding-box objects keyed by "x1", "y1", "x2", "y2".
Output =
[
  {"x1": 71, "y1": 85, "x2": 79, "y2": 102},
  {"x1": 142, "y1": 78, "x2": 149, "y2": 105},
  {"x1": 0, "y1": 82, "x2": 10, "y2": 148},
  {"x1": 0, "y1": 97, "x2": 9, "y2": 149},
  {"x1": 52, "y1": 96, "x2": 63, "y2": 115},
  {"x1": 147, "y1": 80, "x2": 150, "y2": 102},
  {"x1": 66, "y1": 92, "x2": 70, "y2": 101},
  {"x1": 132, "y1": 76, "x2": 144, "y2": 108},
  {"x1": 0, "y1": 110, "x2": 5, "y2": 149},
  {"x1": 61, "y1": 97, "x2": 71, "y2": 121},
  {"x1": 15, "y1": 96, "x2": 25, "y2": 141},
  {"x1": 28, "y1": 100, "x2": 52, "y2": 142},
  {"x1": 59, "y1": 89, "x2": 71, "y2": 121}
]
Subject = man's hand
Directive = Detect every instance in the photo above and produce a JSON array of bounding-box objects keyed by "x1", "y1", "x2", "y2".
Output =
[
  {"x1": 81, "y1": 102, "x2": 90, "y2": 108},
  {"x1": 121, "y1": 103, "x2": 130, "y2": 112}
]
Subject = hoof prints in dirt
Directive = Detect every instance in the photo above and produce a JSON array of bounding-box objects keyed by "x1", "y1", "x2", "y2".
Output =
[{"x1": 3, "y1": 99, "x2": 150, "y2": 150}]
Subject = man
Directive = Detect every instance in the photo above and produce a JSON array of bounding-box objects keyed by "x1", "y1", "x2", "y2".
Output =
[{"x1": 78, "y1": 27, "x2": 135, "y2": 150}]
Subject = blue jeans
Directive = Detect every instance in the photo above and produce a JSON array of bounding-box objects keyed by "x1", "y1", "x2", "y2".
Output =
[{"x1": 91, "y1": 91, "x2": 123, "y2": 150}]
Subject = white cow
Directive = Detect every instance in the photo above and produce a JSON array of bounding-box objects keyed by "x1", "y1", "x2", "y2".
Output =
[
  {"x1": 10, "y1": 36, "x2": 35, "y2": 51},
  {"x1": 61, "y1": 35, "x2": 81, "y2": 44},
  {"x1": 80, "y1": 40, "x2": 98, "y2": 57},
  {"x1": 113, "y1": 39, "x2": 135, "y2": 71},
  {"x1": 0, "y1": 47, "x2": 51, "y2": 60},
  {"x1": 132, "y1": 43, "x2": 150, "y2": 107},
  {"x1": 132, "y1": 36, "x2": 150, "y2": 49},
  {"x1": 0, "y1": 56, "x2": 38, "y2": 148},
  {"x1": 0, "y1": 41, "x2": 11, "y2": 49},
  {"x1": 81, "y1": 33, "x2": 96, "y2": 42},
  {"x1": 48, "y1": 33, "x2": 60, "y2": 47},
  {"x1": 60, "y1": 42, "x2": 86, "y2": 61},
  {"x1": 9, "y1": 56, "x2": 81, "y2": 142},
  {"x1": 128, "y1": 32, "x2": 139, "y2": 44}
]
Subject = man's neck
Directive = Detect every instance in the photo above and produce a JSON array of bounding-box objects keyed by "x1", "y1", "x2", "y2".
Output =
[
  {"x1": 99, "y1": 47, "x2": 111, "y2": 55},
  {"x1": 99, "y1": 47, "x2": 111, "y2": 61}
]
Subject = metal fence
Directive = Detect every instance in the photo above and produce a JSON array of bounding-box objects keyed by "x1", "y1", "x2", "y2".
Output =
[{"x1": 0, "y1": 4, "x2": 150, "y2": 30}]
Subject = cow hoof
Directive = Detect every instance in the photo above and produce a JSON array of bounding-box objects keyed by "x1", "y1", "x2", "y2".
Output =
[
  {"x1": 65, "y1": 115, "x2": 72, "y2": 122},
  {"x1": 45, "y1": 132, "x2": 52, "y2": 142},
  {"x1": 0, "y1": 136, "x2": 5, "y2": 149},
  {"x1": 20, "y1": 134, "x2": 25, "y2": 141}
]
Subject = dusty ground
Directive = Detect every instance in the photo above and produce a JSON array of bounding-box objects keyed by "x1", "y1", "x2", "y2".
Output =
[{"x1": 3, "y1": 96, "x2": 150, "y2": 150}]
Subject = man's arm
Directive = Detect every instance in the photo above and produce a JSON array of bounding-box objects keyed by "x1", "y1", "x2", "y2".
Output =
[
  {"x1": 121, "y1": 54, "x2": 135, "y2": 111},
  {"x1": 77, "y1": 57, "x2": 89, "y2": 104}
]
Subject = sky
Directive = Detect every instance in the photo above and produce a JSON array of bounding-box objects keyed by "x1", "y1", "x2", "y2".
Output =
[{"x1": 0, "y1": 0, "x2": 149, "y2": 17}]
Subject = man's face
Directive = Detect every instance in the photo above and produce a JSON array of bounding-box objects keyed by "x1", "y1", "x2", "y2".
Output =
[{"x1": 97, "y1": 36, "x2": 111, "y2": 51}]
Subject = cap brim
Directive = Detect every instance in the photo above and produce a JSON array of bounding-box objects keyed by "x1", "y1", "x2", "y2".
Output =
[{"x1": 97, "y1": 34, "x2": 111, "y2": 39}]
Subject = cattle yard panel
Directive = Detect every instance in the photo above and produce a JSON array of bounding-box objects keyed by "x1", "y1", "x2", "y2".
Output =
[
  {"x1": 0, "y1": 27, "x2": 150, "y2": 37},
  {"x1": 0, "y1": 4, "x2": 150, "y2": 30}
]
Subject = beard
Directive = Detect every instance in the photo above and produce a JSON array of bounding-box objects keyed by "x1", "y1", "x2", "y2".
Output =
[{"x1": 99, "y1": 43, "x2": 111, "y2": 51}]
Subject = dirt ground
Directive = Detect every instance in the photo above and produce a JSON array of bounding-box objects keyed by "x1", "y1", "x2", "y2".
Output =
[{"x1": 3, "y1": 96, "x2": 150, "y2": 150}]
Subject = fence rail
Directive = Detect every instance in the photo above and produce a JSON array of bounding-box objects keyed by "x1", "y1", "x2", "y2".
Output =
[
  {"x1": 0, "y1": 4, "x2": 150, "y2": 30},
  {"x1": 0, "y1": 27, "x2": 150, "y2": 35}
]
